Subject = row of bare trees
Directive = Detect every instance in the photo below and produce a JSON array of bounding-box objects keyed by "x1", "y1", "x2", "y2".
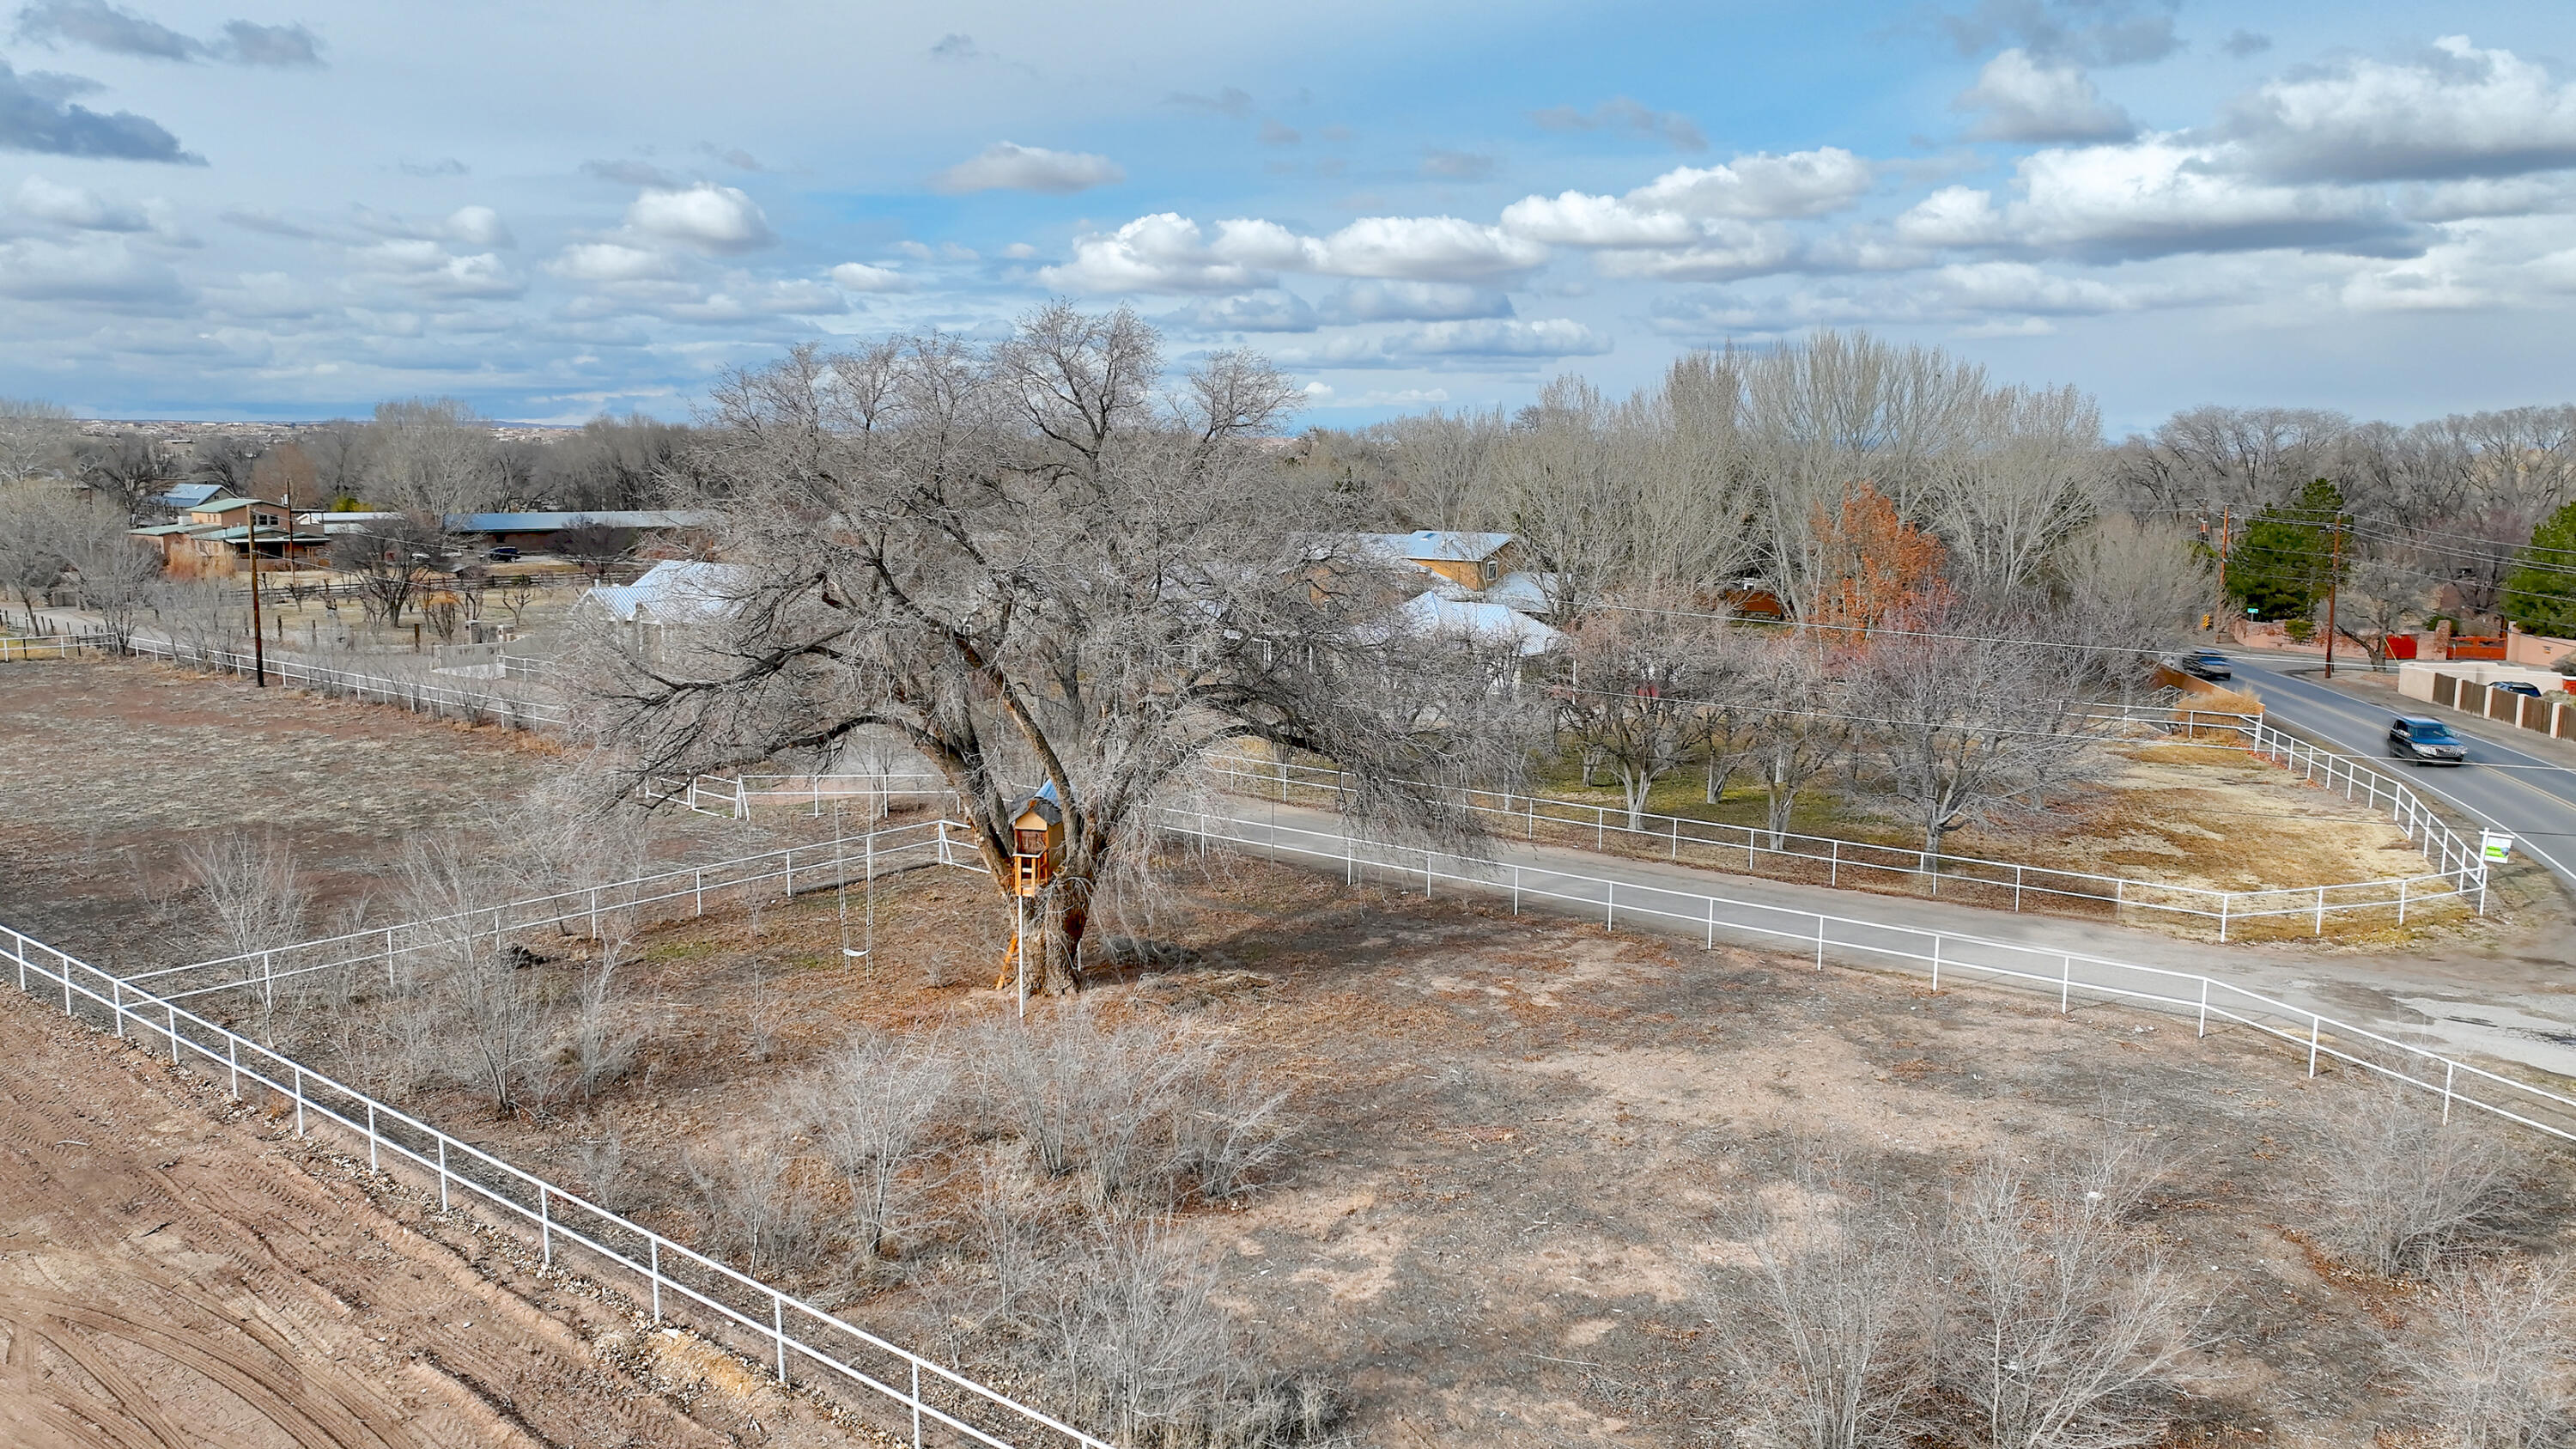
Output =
[{"x1": 1336, "y1": 332, "x2": 2111, "y2": 626}]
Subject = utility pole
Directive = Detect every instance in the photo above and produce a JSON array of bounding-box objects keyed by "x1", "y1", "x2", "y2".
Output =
[
  {"x1": 2322, "y1": 512, "x2": 2342, "y2": 679},
  {"x1": 2215, "y1": 506, "x2": 2230, "y2": 613},
  {"x1": 246, "y1": 496, "x2": 268, "y2": 687}
]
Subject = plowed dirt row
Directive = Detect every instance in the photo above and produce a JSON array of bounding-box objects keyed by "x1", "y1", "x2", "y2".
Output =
[{"x1": 0, "y1": 986, "x2": 839, "y2": 1448}]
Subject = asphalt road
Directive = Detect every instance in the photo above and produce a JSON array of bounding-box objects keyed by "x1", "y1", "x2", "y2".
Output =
[{"x1": 2221, "y1": 651, "x2": 2576, "y2": 892}]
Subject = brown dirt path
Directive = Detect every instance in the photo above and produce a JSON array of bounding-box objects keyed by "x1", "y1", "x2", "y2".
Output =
[{"x1": 0, "y1": 985, "x2": 743, "y2": 1449}]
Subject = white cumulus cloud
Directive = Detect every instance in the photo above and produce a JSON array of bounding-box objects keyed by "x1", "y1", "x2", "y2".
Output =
[
  {"x1": 829, "y1": 261, "x2": 912, "y2": 292},
  {"x1": 551, "y1": 242, "x2": 678, "y2": 283},
  {"x1": 1893, "y1": 137, "x2": 2421, "y2": 260},
  {"x1": 626, "y1": 183, "x2": 775, "y2": 253},
  {"x1": 932, "y1": 142, "x2": 1124, "y2": 194},
  {"x1": 444, "y1": 204, "x2": 513, "y2": 248},
  {"x1": 1955, "y1": 50, "x2": 2136, "y2": 143},
  {"x1": 2221, "y1": 36, "x2": 2576, "y2": 183},
  {"x1": 13, "y1": 174, "x2": 149, "y2": 231},
  {"x1": 1040, "y1": 212, "x2": 1544, "y2": 294}
]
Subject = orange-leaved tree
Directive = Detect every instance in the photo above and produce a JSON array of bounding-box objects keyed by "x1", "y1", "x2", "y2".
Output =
[{"x1": 1806, "y1": 482, "x2": 1948, "y2": 642}]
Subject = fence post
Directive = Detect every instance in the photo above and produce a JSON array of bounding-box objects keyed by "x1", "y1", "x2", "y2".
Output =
[
  {"x1": 1930, "y1": 935, "x2": 1940, "y2": 990},
  {"x1": 367, "y1": 1101, "x2": 379, "y2": 1172},
  {"x1": 539, "y1": 1184, "x2": 551, "y2": 1265},
  {"x1": 1705, "y1": 894, "x2": 1716, "y2": 950},
  {"x1": 773, "y1": 1292, "x2": 788, "y2": 1383},
  {"x1": 293, "y1": 1065, "x2": 305, "y2": 1135},
  {"x1": 2397, "y1": 875, "x2": 2408, "y2": 925},
  {"x1": 650, "y1": 1239, "x2": 662, "y2": 1323},
  {"x1": 696, "y1": 868, "x2": 704, "y2": 917},
  {"x1": 2061, "y1": 955, "x2": 2071, "y2": 1014},
  {"x1": 1830, "y1": 839, "x2": 1839, "y2": 888},
  {"x1": 2313, "y1": 886, "x2": 2325, "y2": 936},
  {"x1": 167, "y1": 1002, "x2": 180, "y2": 1065},
  {"x1": 1605, "y1": 881, "x2": 1614, "y2": 931},
  {"x1": 228, "y1": 1035, "x2": 240, "y2": 1099},
  {"x1": 1511, "y1": 865, "x2": 1521, "y2": 916},
  {"x1": 438, "y1": 1137, "x2": 449, "y2": 1210},
  {"x1": 2308, "y1": 1015, "x2": 2322, "y2": 1076},
  {"x1": 2197, "y1": 977, "x2": 2208, "y2": 1038},
  {"x1": 1814, "y1": 916, "x2": 1824, "y2": 970},
  {"x1": 2218, "y1": 895, "x2": 2230, "y2": 944},
  {"x1": 2442, "y1": 1060, "x2": 2457, "y2": 1123},
  {"x1": 111, "y1": 977, "x2": 123, "y2": 1037},
  {"x1": 912, "y1": 1360, "x2": 924, "y2": 1449}
]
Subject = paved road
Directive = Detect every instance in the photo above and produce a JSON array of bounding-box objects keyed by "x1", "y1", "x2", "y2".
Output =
[{"x1": 2222, "y1": 651, "x2": 2576, "y2": 892}]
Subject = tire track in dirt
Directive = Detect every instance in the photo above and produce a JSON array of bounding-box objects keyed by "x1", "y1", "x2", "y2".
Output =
[{"x1": 0, "y1": 990, "x2": 742, "y2": 1448}]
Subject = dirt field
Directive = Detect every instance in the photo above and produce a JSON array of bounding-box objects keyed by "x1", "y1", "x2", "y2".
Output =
[
  {"x1": 0, "y1": 657, "x2": 756, "y2": 970},
  {"x1": 0, "y1": 983, "x2": 872, "y2": 1448},
  {"x1": 246, "y1": 847, "x2": 2573, "y2": 1449}
]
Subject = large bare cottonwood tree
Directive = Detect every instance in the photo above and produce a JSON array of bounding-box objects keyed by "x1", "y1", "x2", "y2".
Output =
[{"x1": 591, "y1": 306, "x2": 1521, "y2": 993}]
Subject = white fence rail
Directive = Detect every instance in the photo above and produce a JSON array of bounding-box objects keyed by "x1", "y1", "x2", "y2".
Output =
[
  {"x1": 1155, "y1": 806, "x2": 2576, "y2": 1142},
  {"x1": 649, "y1": 708, "x2": 2486, "y2": 943},
  {"x1": 138, "y1": 818, "x2": 969, "y2": 1006},
  {"x1": 0, "y1": 917, "x2": 1109, "y2": 1449},
  {"x1": 1200, "y1": 751, "x2": 2472, "y2": 941},
  {"x1": 27, "y1": 630, "x2": 573, "y2": 730}
]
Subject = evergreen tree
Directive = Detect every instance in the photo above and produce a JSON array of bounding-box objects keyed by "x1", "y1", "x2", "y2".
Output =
[
  {"x1": 2500, "y1": 500, "x2": 2576, "y2": 637},
  {"x1": 2229, "y1": 477, "x2": 2346, "y2": 622}
]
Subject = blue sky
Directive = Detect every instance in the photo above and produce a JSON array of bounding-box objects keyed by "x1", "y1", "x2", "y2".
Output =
[{"x1": 0, "y1": 0, "x2": 2572, "y2": 434}]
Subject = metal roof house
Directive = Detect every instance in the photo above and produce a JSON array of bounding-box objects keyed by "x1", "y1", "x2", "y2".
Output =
[
  {"x1": 1393, "y1": 591, "x2": 1564, "y2": 656},
  {"x1": 578, "y1": 559, "x2": 749, "y2": 625},
  {"x1": 1361, "y1": 531, "x2": 1522, "y2": 589},
  {"x1": 147, "y1": 482, "x2": 234, "y2": 513}
]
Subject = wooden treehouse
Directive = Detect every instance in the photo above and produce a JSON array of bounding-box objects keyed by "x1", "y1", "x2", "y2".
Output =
[{"x1": 997, "y1": 784, "x2": 1064, "y2": 989}]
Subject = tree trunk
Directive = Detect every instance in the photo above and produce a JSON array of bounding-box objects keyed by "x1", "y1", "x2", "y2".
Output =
[{"x1": 1036, "y1": 870, "x2": 1090, "y2": 995}]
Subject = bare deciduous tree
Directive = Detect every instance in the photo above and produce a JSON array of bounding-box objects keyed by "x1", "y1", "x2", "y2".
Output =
[
  {"x1": 329, "y1": 516, "x2": 447, "y2": 624},
  {"x1": 2339, "y1": 557, "x2": 2432, "y2": 667},
  {"x1": 1937, "y1": 1151, "x2": 2199, "y2": 1449},
  {"x1": 592, "y1": 307, "x2": 1517, "y2": 994},
  {"x1": 1713, "y1": 1155, "x2": 1928, "y2": 1449},
  {"x1": 2054, "y1": 515, "x2": 2212, "y2": 668},
  {"x1": 1552, "y1": 594, "x2": 1735, "y2": 827},
  {"x1": 370, "y1": 397, "x2": 495, "y2": 519},
  {"x1": 2306, "y1": 1085, "x2": 2513, "y2": 1276},
  {"x1": 0, "y1": 397, "x2": 73, "y2": 487},
  {"x1": 684, "y1": 1117, "x2": 817, "y2": 1274},
  {"x1": 399, "y1": 836, "x2": 556, "y2": 1115},
  {"x1": 806, "y1": 1029, "x2": 956, "y2": 1259},
  {"x1": 1936, "y1": 384, "x2": 2108, "y2": 600},
  {"x1": 2397, "y1": 1257, "x2": 2575, "y2": 1449},
  {"x1": 1853, "y1": 609, "x2": 2108, "y2": 857},
  {"x1": 180, "y1": 828, "x2": 312, "y2": 963}
]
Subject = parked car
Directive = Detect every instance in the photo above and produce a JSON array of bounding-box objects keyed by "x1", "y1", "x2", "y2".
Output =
[
  {"x1": 2387, "y1": 716, "x2": 2469, "y2": 764},
  {"x1": 487, "y1": 545, "x2": 521, "y2": 562},
  {"x1": 2174, "y1": 649, "x2": 2233, "y2": 681},
  {"x1": 2494, "y1": 680, "x2": 2543, "y2": 698}
]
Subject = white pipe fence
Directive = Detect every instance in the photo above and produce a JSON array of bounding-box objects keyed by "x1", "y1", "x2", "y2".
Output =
[
  {"x1": 137, "y1": 818, "x2": 969, "y2": 1006},
  {"x1": 1150, "y1": 806, "x2": 2576, "y2": 1143},
  {"x1": 1200, "y1": 752, "x2": 2473, "y2": 941},
  {"x1": 647, "y1": 708, "x2": 2485, "y2": 944},
  {"x1": 19, "y1": 630, "x2": 570, "y2": 729},
  {"x1": 0, "y1": 917, "x2": 1109, "y2": 1449}
]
